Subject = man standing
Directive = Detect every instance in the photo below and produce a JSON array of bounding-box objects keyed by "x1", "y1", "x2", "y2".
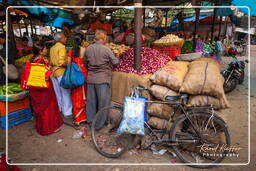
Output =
[
  {"x1": 50, "y1": 32, "x2": 72, "y2": 118},
  {"x1": 85, "y1": 30, "x2": 119, "y2": 129}
]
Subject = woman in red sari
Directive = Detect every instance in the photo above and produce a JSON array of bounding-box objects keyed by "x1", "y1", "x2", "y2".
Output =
[
  {"x1": 68, "y1": 33, "x2": 88, "y2": 125},
  {"x1": 30, "y1": 43, "x2": 63, "y2": 135}
]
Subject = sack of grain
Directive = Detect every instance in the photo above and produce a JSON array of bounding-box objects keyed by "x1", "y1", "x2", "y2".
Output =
[
  {"x1": 147, "y1": 103, "x2": 174, "y2": 120},
  {"x1": 195, "y1": 57, "x2": 221, "y2": 70},
  {"x1": 147, "y1": 117, "x2": 170, "y2": 130},
  {"x1": 150, "y1": 61, "x2": 189, "y2": 91},
  {"x1": 149, "y1": 85, "x2": 179, "y2": 101},
  {"x1": 188, "y1": 95, "x2": 230, "y2": 110},
  {"x1": 179, "y1": 61, "x2": 225, "y2": 98}
]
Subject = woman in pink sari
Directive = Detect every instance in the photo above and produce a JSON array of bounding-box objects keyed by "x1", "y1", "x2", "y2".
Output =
[{"x1": 29, "y1": 43, "x2": 63, "y2": 135}]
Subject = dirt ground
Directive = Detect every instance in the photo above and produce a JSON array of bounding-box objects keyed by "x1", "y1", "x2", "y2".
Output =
[{"x1": 0, "y1": 47, "x2": 255, "y2": 171}]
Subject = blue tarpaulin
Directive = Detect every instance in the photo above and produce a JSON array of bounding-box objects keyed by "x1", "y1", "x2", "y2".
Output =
[
  {"x1": 0, "y1": 0, "x2": 74, "y2": 28},
  {"x1": 232, "y1": 0, "x2": 256, "y2": 16},
  {"x1": 171, "y1": 15, "x2": 211, "y2": 25}
]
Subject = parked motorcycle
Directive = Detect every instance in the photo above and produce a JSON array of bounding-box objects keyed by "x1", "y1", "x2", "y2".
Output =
[{"x1": 221, "y1": 48, "x2": 248, "y2": 93}]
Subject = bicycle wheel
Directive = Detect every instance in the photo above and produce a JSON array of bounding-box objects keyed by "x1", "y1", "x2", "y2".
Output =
[
  {"x1": 170, "y1": 112, "x2": 230, "y2": 168},
  {"x1": 91, "y1": 104, "x2": 135, "y2": 158}
]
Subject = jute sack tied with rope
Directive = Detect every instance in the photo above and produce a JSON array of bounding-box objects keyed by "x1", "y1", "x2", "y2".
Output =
[
  {"x1": 148, "y1": 117, "x2": 170, "y2": 130},
  {"x1": 187, "y1": 95, "x2": 230, "y2": 110},
  {"x1": 150, "y1": 61, "x2": 189, "y2": 91},
  {"x1": 149, "y1": 85, "x2": 179, "y2": 101},
  {"x1": 179, "y1": 61, "x2": 225, "y2": 98},
  {"x1": 147, "y1": 103, "x2": 174, "y2": 120}
]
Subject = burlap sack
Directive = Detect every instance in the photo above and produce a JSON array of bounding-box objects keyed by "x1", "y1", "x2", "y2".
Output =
[
  {"x1": 188, "y1": 95, "x2": 230, "y2": 110},
  {"x1": 180, "y1": 61, "x2": 225, "y2": 98},
  {"x1": 195, "y1": 57, "x2": 221, "y2": 70},
  {"x1": 147, "y1": 103, "x2": 174, "y2": 120},
  {"x1": 148, "y1": 117, "x2": 170, "y2": 130},
  {"x1": 150, "y1": 61, "x2": 189, "y2": 91},
  {"x1": 149, "y1": 85, "x2": 179, "y2": 101}
]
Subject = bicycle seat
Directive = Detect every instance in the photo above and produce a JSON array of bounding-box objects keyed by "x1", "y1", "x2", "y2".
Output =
[{"x1": 165, "y1": 94, "x2": 188, "y2": 101}]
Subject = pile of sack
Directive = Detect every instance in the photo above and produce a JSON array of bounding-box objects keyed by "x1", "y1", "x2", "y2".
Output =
[{"x1": 146, "y1": 59, "x2": 230, "y2": 130}]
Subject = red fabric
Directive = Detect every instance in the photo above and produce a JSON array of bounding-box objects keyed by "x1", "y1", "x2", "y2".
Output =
[
  {"x1": 29, "y1": 58, "x2": 63, "y2": 136},
  {"x1": 122, "y1": 28, "x2": 145, "y2": 44},
  {"x1": 68, "y1": 50, "x2": 87, "y2": 125},
  {"x1": 0, "y1": 153, "x2": 21, "y2": 171},
  {"x1": 16, "y1": 44, "x2": 32, "y2": 57}
]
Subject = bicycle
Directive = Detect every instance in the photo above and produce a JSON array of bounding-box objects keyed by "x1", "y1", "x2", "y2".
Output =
[{"x1": 91, "y1": 85, "x2": 231, "y2": 168}]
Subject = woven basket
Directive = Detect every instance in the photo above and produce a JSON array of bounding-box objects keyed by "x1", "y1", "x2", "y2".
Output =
[{"x1": 153, "y1": 39, "x2": 184, "y2": 48}]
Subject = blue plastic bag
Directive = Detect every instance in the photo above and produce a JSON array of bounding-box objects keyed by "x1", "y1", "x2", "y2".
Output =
[
  {"x1": 118, "y1": 96, "x2": 146, "y2": 136},
  {"x1": 60, "y1": 62, "x2": 85, "y2": 89}
]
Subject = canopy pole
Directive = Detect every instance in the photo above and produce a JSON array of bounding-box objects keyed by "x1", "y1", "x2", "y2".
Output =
[
  {"x1": 30, "y1": 18, "x2": 34, "y2": 35},
  {"x1": 134, "y1": 0, "x2": 142, "y2": 71},
  {"x1": 50, "y1": 26, "x2": 53, "y2": 34},
  {"x1": 218, "y1": 16, "x2": 222, "y2": 37},
  {"x1": 193, "y1": 8, "x2": 200, "y2": 52},
  {"x1": 143, "y1": 8, "x2": 146, "y2": 27},
  {"x1": 18, "y1": 19, "x2": 22, "y2": 37},
  {"x1": 210, "y1": 1, "x2": 217, "y2": 43},
  {"x1": 7, "y1": 11, "x2": 18, "y2": 59},
  {"x1": 165, "y1": 9, "x2": 168, "y2": 28}
]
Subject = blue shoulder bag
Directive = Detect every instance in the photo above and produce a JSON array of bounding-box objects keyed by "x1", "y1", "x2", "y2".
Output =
[{"x1": 60, "y1": 62, "x2": 85, "y2": 89}]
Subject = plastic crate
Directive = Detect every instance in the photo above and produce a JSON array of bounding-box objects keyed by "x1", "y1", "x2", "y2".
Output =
[
  {"x1": 153, "y1": 46, "x2": 181, "y2": 60},
  {"x1": 0, "y1": 97, "x2": 30, "y2": 116},
  {"x1": 0, "y1": 108, "x2": 32, "y2": 129}
]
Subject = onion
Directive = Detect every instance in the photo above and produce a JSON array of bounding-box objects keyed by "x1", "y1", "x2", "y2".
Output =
[{"x1": 113, "y1": 47, "x2": 172, "y2": 75}]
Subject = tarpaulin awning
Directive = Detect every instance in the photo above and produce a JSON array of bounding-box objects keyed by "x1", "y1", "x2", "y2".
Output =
[
  {"x1": 171, "y1": 14, "x2": 211, "y2": 25},
  {"x1": 232, "y1": 0, "x2": 256, "y2": 16},
  {"x1": 1, "y1": 0, "x2": 74, "y2": 28}
]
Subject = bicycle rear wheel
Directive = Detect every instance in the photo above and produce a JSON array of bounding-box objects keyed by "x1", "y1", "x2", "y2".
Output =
[
  {"x1": 91, "y1": 104, "x2": 135, "y2": 158},
  {"x1": 170, "y1": 112, "x2": 230, "y2": 168}
]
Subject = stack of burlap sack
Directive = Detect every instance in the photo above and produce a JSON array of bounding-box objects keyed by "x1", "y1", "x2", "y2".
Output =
[{"x1": 146, "y1": 58, "x2": 230, "y2": 130}]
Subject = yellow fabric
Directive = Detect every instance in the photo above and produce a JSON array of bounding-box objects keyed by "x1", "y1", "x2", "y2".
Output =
[
  {"x1": 27, "y1": 63, "x2": 49, "y2": 88},
  {"x1": 50, "y1": 42, "x2": 68, "y2": 77}
]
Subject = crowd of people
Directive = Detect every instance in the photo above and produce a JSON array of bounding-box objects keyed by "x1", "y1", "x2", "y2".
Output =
[{"x1": 0, "y1": 20, "x2": 226, "y2": 136}]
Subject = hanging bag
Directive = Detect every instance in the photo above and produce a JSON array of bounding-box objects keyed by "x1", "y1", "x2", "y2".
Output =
[
  {"x1": 0, "y1": 56, "x2": 18, "y2": 80},
  {"x1": 60, "y1": 62, "x2": 85, "y2": 89},
  {"x1": 118, "y1": 96, "x2": 146, "y2": 136},
  {"x1": 22, "y1": 62, "x2": 52, "y2": 89}
]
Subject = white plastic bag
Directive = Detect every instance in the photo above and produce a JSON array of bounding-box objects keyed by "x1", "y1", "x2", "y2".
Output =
[{"x1": 118, "y1": 96, "x2": 146, "y2": 136}]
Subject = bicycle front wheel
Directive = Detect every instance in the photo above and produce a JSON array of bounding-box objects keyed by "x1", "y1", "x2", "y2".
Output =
[
  {"x1": 170, "y1": 112, "x2": 230, "y2": 168},
  {"x1": 91, "y1": 104, "x2": 135, "y2": 158}
]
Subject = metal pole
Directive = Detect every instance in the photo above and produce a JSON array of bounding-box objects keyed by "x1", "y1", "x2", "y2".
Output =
[
  {"x1": 165, "y1": 10, "x2": 168, "y2": 28},
  {"x1": 50, "y1": 26, "x2": 53, "y2": 34},
  {"x1": 18, "y1": 20, "x2": 22, "y2": 37},
  {"x1": 30, "y1": 18, "x2": 34, "y2": 35},
  {"x1": 143, "y1": 8, "x2": 146, "y2": 27},
  {"x1": 218, "y1": 16, "x2": 222, "y2": 37},
  {"x1": 210, "y1": 1, "x2": 217, "y2": 43},
  {"x1": 193, "y1": 8, "x2": 200, "y2": 51},
  {"x1": 134, "y1": 0, "x2": 142, "y2": 71},
  {"x1": 8, "y1": 12, "x2": 18, "y2": 59}
]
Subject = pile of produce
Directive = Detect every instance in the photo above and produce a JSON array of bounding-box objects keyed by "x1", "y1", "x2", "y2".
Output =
[
  {"x1": 105, "y1": 43, "x2": 130, "y2": 57},
  {"x1": 153, "y1": 34, "x2": 184, "y2": 48},
  {"x1": 15, "y1": 54, "x2": 33, "y2": 63},
  {"x1": 113, "y1": 47, "x2": 172, "y2": 75},
  {"x1": 0, "y1": 83, "x2": 23, "y2": 95},
  {"x1": 181, "y1": 41, "x2": 193, "y2": 54},
  {"x1": 203, "y1": 42, "x2": 214, "y2": 55}
]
